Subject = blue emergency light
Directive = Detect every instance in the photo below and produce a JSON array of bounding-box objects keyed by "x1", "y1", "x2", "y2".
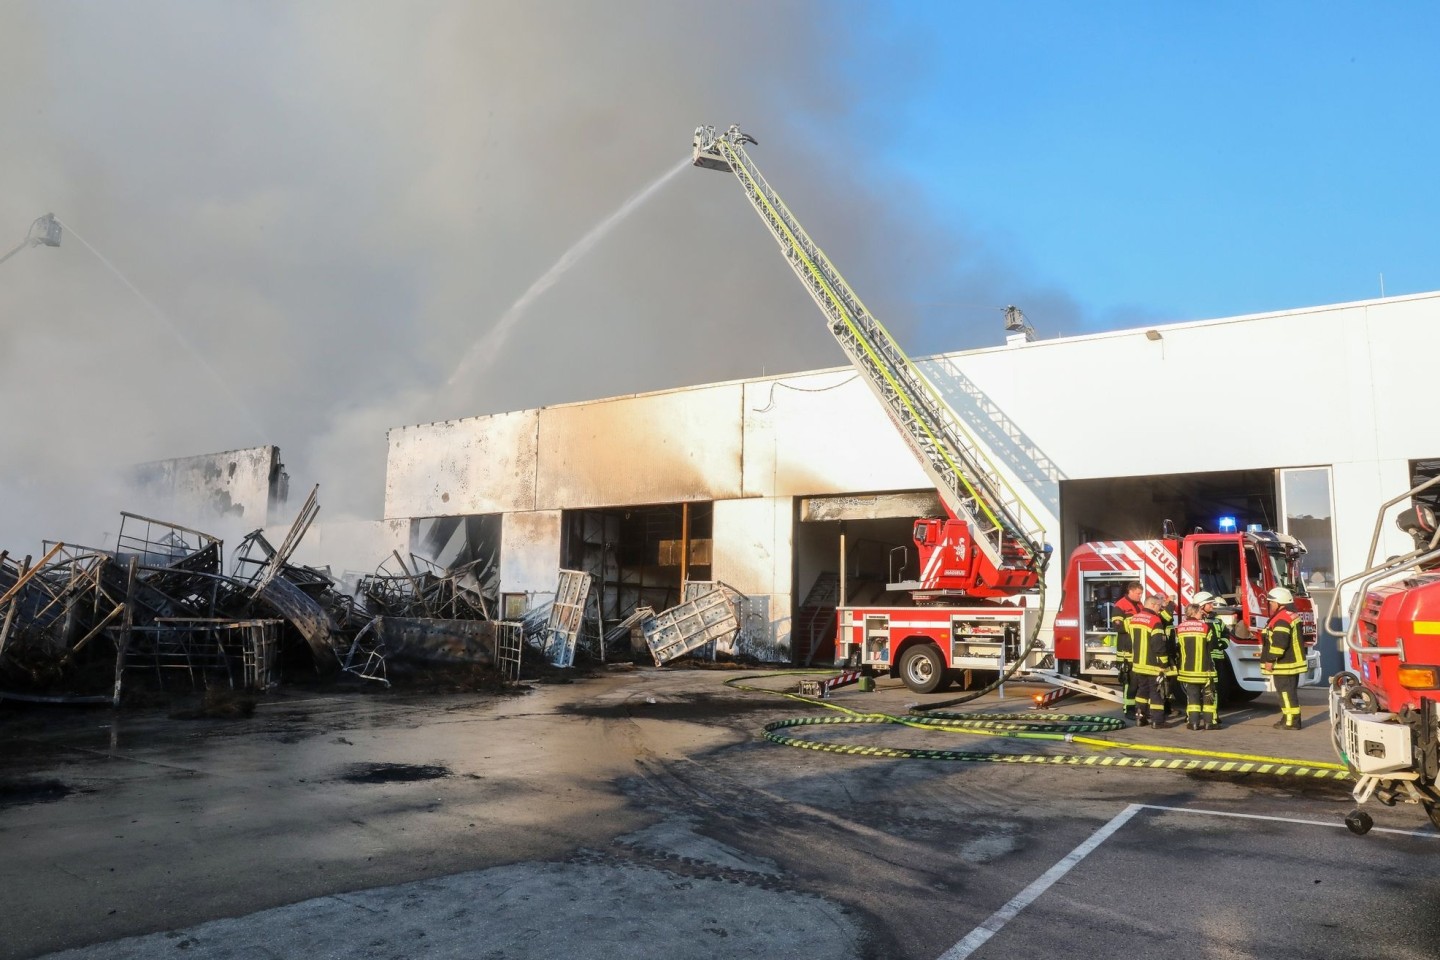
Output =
[{"x1": 1217, "y1": 516, "x2": 1238, "y2": 533}]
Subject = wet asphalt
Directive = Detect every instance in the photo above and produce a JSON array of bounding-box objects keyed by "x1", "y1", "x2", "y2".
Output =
[{"x1": 2, "y1": 668, "x2": 1436, "y2": 959}]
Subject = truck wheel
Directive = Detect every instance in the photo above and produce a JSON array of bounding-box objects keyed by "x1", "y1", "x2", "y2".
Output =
[
  {"x1": 1425, "y1": 802, "x2": 1440, "y2": 833},
  {"x1": 1218, "y1": 659, "x2": 1262, "y2": 703},
  {"x1": 899, "y1": 644, "x2": 946, "y2": 695}
]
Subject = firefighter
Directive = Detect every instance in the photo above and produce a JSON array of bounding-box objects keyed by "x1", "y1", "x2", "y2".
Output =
[
  {"x1": 1260, "y1": 586, "x2": 1305, "y2": 730},
  {"x1": 1191, "y1": 591, "x2": 1231, "y2": 728},
  {"x1": 1127, "y1": 595, "x2": 1171, "y2": 728},
  {"x1": 1155, "y1": 593, "x2": 1184, "y2": 718},
  {"x1": 1109, "y1": 581, "x2": 1145, "y2": 718},
  {"x1": 1174, "y1": 603, "x2": 1217, "y2": 730}
]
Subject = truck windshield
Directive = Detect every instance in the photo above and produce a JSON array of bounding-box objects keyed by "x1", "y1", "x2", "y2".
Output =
[{"x1": 1265, "y1": 547, "x2": 1308, "y2": 597}]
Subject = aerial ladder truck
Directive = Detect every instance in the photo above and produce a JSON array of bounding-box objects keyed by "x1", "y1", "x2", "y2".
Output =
[{"x1": 691, "y1": 124, "x2": 1053, "y2": 694}]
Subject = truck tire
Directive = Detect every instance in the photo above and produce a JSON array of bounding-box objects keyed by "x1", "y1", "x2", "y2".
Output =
[
  {"x1": 1218, "y1": 659, "x2": 1262, "y2": 703},
  {"x1": 899, "y1": 644, "x2": 946, "y2": 695}
]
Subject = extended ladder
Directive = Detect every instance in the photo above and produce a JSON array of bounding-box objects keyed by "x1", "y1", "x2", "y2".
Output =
[{"x1": 692, "y1": 125, "x2": 1047, "y2": 578}]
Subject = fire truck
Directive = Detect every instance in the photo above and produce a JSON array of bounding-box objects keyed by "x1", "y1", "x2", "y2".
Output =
[
  {"x1": 1327, "y1": 477, "x2": 1440, "y2": 834},
  {"x1": 691, "y1": 124, "x2": 1318, "y2": 698},
  {"x1": 1054, "y1": 529, "x2": 1321, "y2": 700},
  {"x1": 693, "y1": 124, "x2": 1050, "y2": 694}
]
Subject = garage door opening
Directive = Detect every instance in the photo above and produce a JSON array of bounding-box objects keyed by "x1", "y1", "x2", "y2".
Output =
[
  {"x1": 793, "y1": 490, "x2": 942, "y2": 665},
  {"x1": 561, "y1": 503, "x2": 713, "y2": 651},
  {"x1": 1059, "y1": 469, "x2": 1279, "y2": 563}
]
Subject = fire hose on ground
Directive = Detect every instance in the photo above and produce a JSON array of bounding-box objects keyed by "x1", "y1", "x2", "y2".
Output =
[{"x1": 723, "y1": 671, "x2": 1352, "y2": 782}]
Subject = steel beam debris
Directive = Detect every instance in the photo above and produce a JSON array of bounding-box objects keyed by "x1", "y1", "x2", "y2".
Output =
[{"x1": 0, "y1": 489, "x2": 760, "y2": 708}]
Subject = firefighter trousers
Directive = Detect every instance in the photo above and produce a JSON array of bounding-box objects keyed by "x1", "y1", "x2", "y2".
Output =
[
  {"x1": 1181, "y1": 680, "x2": 1217, "y2": 726},
  {"x1": 1117, "y1": 660, "x2": 1135, "y2": 716},
  {"x1": 1132, "y1": 672, "x2": 1164, "y2": 721},
  {"x1": 1273, "y1": 672, "x2": 1301, "y2": 728}
]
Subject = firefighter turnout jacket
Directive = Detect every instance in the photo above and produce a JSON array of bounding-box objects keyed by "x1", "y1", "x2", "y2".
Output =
[
  {"x1": 1127, "y1": 609, "x2": 1171, "y2": 675},
  {"x1": 1175, "y1": 617, "x2": 1217, "y2": 683},
  {"x1": 1261, "y1": 607, "x2": 1306, "y2": 675},
  {"x1": 1204, "y1": 614, "x2": 1230, "y2": 662},
  {"x1": 1111, "y1": 596, "x2": 1143, "y2": 662}
]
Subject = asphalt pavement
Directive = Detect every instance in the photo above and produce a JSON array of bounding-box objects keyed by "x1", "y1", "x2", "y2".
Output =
[{"x1": 2, "y1": 668, "x2": 1435, "y2": 959}]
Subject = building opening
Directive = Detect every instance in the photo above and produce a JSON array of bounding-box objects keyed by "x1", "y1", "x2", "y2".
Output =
[
  {"x1": 792, "y1": 490, "x2": 941, "y2": 666},
  {"x1": 1059, "y1": 469, "x2": 1279, "y2": 561},
  {"x1": 561, "y1": 502, "x2": 713, "y2": 654}
]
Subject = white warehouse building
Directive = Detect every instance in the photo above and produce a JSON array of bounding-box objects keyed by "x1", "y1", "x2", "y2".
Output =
[{"x1": 383, "y1": 291, "x2": 1439, "y2": 673}]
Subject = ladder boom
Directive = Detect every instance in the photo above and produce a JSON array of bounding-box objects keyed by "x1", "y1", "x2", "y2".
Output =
[{"x1": 692, "y1": 124, "x2": 1048, "y2": 578}]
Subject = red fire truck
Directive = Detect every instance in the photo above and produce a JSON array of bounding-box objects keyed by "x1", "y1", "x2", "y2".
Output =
[
  {"x1": 1054, "y1": 530, "x2": 1321, "y2": 700},
  {"x1": 1327, "y1": 478, "x2": 1440, "y2": 834}
]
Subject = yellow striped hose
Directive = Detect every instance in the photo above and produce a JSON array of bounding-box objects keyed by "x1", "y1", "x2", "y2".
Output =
[{"x1": 725, "y1": 672, "x2": 1351, "y2": 781}]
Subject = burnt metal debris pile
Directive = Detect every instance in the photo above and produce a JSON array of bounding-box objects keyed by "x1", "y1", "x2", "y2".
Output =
[
  {"x1": 0, "y1": 487, "x2": 492, "y2": 704},
  {"x1": 0, "y1": 489, "x2": 754, "y2": 707},
  {"x1": 358, "y1": 552, "x2": 492, "y2": 621}
]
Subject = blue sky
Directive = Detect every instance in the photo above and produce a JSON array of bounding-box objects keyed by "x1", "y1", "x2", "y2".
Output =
[{"x1": 835, "y1": 2, "x2": 1439, "y2": 332}]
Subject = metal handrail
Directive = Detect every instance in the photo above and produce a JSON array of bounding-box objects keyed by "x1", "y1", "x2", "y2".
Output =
[{"x1": 1325, "y1": 474, "x2": 1440, "y2": 653}]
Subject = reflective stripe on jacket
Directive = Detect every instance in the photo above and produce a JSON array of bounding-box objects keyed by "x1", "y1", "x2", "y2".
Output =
[
  {"x1": 1204, "y1": 615, "x2": 1230, "y2": 662},
  {"x1": 1127, "y1": 609, "x2": 1170, "y2": 676},
  {"x1": 1175, "y1": 617, "x2": 1216, "y2": 682},
  {"x1": 1111, "y1": 596, "x2": 1142, "y2": 662},
  {"x1": 1262, "y1": 608, "x2": 1306, "y2": 675}
]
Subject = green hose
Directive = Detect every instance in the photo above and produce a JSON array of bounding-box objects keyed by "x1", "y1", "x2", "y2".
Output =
[{"x1": 725, "y1": 672, "x2": 1351, "y2": 781}]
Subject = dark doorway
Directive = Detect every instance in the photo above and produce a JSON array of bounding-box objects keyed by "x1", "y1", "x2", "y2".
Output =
[
  {"x1": 561, "y1": 503, "x2": 714, "y2": 640},
  {"x1": 1059, "y1": 469, "x2": 1279, "y2": 561}
]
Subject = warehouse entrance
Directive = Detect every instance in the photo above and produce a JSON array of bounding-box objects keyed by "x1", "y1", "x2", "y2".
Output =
[
  {"x1": 792, "y1": 490, "x2": 944, "y2": 665},
  {"x1": 560, "y1": 502, "x2": 713, "y2": 656},
  {"x1": 1059, "y1": 468, "x2": 1279, "y2": 563}
]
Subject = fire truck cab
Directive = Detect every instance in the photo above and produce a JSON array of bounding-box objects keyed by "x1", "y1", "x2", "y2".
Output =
[{"x1": 1052, "y1": 529, "x2": 1321, "y2": 698}]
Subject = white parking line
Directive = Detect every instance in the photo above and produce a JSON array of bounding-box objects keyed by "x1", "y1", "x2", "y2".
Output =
[
  {"x1": 937, "y1": 800, "x2": 1438, "y2": 959},
  {"x1": 1141, "y1": 803, "x2": 1440, "y2": 839},
  {"x1": 935, "y1": 803, "x2": 1143, "y2": 960}
]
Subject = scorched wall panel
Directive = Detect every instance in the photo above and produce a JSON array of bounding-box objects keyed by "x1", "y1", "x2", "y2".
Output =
[
  {"x1": 713, "y1": 497, "x2": 793, "y2": 662},
  {"x1": 534, "y1": 386, "x2": 745, "y2": 509},
  {"x1": 500, "y1": 510, "x2": 563, "y2": 596},
  {"x1": 384, "y1": 411, "x2": 539, "y2": 520},
  {"x1": 133, "y1": 446, "x2": 280, "y2": 526},
  {"x1": 741, "y1": 372, "x2": 926, "y2": 498}
]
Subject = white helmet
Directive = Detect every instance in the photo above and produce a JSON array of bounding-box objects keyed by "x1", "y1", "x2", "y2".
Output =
[
  {"x1": 1192, "y1": 591, "x2": 1219, "y2": 606},
  {"x1": 1266, "y1": 586, "x2": 1294, "y2": 605}
]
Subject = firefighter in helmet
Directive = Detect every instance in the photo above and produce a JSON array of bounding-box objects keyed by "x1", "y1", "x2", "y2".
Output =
[
  {"x1": 1109, "y1": 581, "x2": 1145, "y2": 718},
  {"x1": 1260, "y1": 586, "x2": 1305, "y2": 730},
  {"x1": 1174, "y1": 603, "x2": 1218, "y2": 730},
  {"x1": 1127, "y1": 594, "x2": 1172, "y2": 728},
  {"x1": 1155, "y1": 593, "x2": 1184, "y2": 718},
  {"x1": 1191, "y1": 591, "x2": 1231, "y2": 728}
]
